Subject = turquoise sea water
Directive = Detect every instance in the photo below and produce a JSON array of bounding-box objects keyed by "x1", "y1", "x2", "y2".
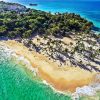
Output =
[
  {"x1": 0, "y1": 46, "x2": 71, "y2": 100},
  {"x1": 5, "y1": 0, "x2": 100, "y2": 32},
  {"x1": 0, "y1": 1, "x2": 100, "y2": 99}
]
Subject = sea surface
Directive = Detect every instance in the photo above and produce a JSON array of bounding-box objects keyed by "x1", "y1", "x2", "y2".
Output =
[
  {"x1": 0, "y1": 46, "x2": 71, "y2": 100},
  {"x1": 0, "y1": 0, "x2": 100, "y2": 100},
  {"x1": 0, "y1": 46, "x2": 100, "y2": 100},
  {"x1": 5, "y1": 0, "x2": 100, "y2": 32}
]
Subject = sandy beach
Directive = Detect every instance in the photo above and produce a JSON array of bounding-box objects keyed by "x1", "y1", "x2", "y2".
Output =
[{"x1": 0, "y1": 40, "x2": 98, "y2": 92}]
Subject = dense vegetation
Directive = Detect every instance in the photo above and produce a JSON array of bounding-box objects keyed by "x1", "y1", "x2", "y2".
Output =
[
  {"x1": 0, "y1": 4, "x2": 93, "y2": 39},
  {"x1": 0, "y1": 2, "x2": 100, "y2": 72}
]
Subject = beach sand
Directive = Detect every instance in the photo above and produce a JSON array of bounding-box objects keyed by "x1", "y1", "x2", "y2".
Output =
[{"x1": 0, "y1": 40, "x2": 98, "y2": 92}]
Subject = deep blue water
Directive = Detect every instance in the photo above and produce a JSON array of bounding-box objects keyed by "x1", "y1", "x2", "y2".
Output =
[{"x1": 6, "y1": 0, "x2": 100, "y2": 31}]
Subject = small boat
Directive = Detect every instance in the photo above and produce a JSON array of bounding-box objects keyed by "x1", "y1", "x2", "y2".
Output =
[{"x1": 29, "y1": 4, "x2": 38, "y2": 6}]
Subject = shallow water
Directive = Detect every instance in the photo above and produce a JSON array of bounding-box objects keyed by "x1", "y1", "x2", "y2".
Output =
[
  {"x1": 0, "y1": 44, "x2": 99, "y2": 99},
  {"x1": 0, "y1": 46, "x2": 71, "y2": 100}
]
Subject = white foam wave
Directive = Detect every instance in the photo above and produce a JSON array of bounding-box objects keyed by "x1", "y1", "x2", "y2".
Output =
[
  {"x1": 0, "y1": 44, "x2": 37, "y2": 76},
  {"x1": 17, "y1": 56, "x2": 38, "y2": 76},
  {"x1": 72, "y1": 74, "x2": 100, "y2": 100}
]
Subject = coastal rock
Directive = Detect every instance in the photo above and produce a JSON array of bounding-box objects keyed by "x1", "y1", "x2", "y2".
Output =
[{"x1": 0, "y1": 1, "x2": 27, "y2": 12}]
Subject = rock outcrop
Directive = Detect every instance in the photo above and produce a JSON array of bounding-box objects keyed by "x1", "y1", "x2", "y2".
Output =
[{"x1": 0, "y1": 1, "x2": 27, "y2": 12}]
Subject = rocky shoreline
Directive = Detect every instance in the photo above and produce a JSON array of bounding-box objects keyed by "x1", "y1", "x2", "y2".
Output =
[{"x1": 0, "y1": 1, "x2": 27, "y2": 12}]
